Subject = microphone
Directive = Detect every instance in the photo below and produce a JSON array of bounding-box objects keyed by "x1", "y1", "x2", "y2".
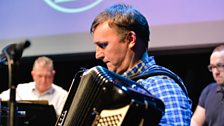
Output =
[
  {"x1": 14, "y1": 40, "x2": 30, "y2": 52},
  {"x1": 2, "y1": 40, "x2": 30, "y2": 53},
  {"x1": 0, "y1": 40, "x2": 31, "y2": 64}
]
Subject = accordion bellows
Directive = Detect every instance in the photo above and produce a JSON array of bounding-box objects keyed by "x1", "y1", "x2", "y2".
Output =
[{"x1": 56, "y1": 66, "x2": 165, "y2": 126}]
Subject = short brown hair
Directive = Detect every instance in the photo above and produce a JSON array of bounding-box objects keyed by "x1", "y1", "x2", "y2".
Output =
[
  {"x1": 90, "y1": 3, "x2": 150, "y2": 47},
  {"x1": 32, "y1": 56, "x2": 54, "y2": 71}
]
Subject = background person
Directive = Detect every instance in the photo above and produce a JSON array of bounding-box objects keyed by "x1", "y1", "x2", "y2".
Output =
[
  {"x1": 90, "y1": 3, "x2": 192, "y2": 125},
  {"x1": 191, "y1": 45, "x2": 224, "y2": 126},
  {"x1": 0, "y1": 56, "x2": 68, "y2": 116}
]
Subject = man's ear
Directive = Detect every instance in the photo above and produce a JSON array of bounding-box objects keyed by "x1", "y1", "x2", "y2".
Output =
[
  {"x1": 127, "y1": 31, "x2": 136, "y2": 48},
  {"x1": 31, "y1": 70, "x2": 35, "y2": 79},
  {"x1": 52, "y1": 70, "x2": 56, "y2": 76},
  {"x1": 31, "y1": 70, "x2": 34, "y2": 76}
]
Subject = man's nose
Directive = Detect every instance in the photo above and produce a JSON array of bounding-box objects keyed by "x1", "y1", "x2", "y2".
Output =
[
  {"x1": 212, "y1": 67, "x2": 220, "y2": 73},
  {"x1": 95, "y1": 47, "x2": 104, "y2": 59}
]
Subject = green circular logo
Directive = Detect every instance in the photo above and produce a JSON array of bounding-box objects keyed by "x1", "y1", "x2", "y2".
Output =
[{"x1": 44, "y1": 0, "x2": 103, "y2": 13}]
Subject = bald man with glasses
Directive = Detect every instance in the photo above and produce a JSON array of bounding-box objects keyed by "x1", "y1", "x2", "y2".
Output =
[{"x1": 191, "y1": 45, "x2": 224, "y2": 126}]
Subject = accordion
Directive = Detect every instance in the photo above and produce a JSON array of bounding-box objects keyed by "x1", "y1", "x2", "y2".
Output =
[{"x1": 56, "y1": 66, "x2": 165, "y2": 126}]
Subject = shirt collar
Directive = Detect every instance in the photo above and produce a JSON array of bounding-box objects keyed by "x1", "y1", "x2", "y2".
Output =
[
  {"x1": 216, "y1": 85, "x2": 224, "y2": 93},
  {"x1": 32, "y1": 84, "x2": 55, "y2": 96},
  {"x1": 122, "y1": 52, "x2": 156, "y2": 78}
]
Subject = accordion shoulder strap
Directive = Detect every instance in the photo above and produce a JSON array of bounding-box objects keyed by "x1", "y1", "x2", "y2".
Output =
[{"x1": 130, "y1": 65, "x2": 188, "y2": 97}]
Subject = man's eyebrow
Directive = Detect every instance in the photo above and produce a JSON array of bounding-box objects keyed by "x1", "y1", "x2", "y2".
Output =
[
  {"x1": 94, "y1": 41, "x2": 100, "y2": 44},
  {"x1": 94, "y1": 41, "x2": 107, "y2": 45}
]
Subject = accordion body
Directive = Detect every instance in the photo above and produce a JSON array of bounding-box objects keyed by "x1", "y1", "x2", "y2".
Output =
[{"x1": 56, "y1": 66, "x2": 165, "y2": 126}]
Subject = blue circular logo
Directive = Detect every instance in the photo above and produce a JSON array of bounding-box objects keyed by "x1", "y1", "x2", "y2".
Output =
[{"x1": 44, "y1": 0, "x2": 103, "y2": 13}]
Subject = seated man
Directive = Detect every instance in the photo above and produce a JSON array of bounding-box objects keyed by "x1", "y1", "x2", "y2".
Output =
[{"x1": 0, "y1": 56, "x2": 68, "y2": 116}]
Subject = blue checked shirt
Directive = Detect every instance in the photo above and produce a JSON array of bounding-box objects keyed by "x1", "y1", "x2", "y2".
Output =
[{"x1": 122, "y1": 52, "x2": 192, "y2": 126}]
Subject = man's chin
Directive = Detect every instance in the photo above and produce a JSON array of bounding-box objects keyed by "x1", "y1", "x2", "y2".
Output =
[
  {"x1": 106, "y1": 66, "x2": 116, "y2": 73},
  {"x1": 216, "y1": 79, "x2": 224, "y2": 85},
  {"x1": 107, "y1": 67, "x2": 114, "y2": 72}
]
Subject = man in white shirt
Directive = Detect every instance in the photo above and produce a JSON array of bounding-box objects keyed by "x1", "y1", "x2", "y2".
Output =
[{"x1": 0, "y1": 56, "x2": 68, "y2": 116}]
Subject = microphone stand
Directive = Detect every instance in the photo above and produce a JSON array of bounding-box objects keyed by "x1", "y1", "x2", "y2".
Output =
[
  {"x1": 3, "y1": 49, "x2": 17, "y2": 126},
  {"x1": 1, "y1": 41, "x2": 30, "y2": 126}
]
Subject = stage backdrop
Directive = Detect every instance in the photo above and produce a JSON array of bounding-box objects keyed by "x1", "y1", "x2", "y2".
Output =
[{"x1": 0, "y1": 0, "x2": 224, "y2": 56}]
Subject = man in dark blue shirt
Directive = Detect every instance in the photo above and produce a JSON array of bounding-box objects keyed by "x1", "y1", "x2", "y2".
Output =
[{"x1": 191, "y1": 45, "x2": 224, "y2": 126}]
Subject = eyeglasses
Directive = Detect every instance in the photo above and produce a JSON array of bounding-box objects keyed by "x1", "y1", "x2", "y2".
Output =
[{"x1": 208, "y1": 63, "x2": 224, "y2": 72}]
